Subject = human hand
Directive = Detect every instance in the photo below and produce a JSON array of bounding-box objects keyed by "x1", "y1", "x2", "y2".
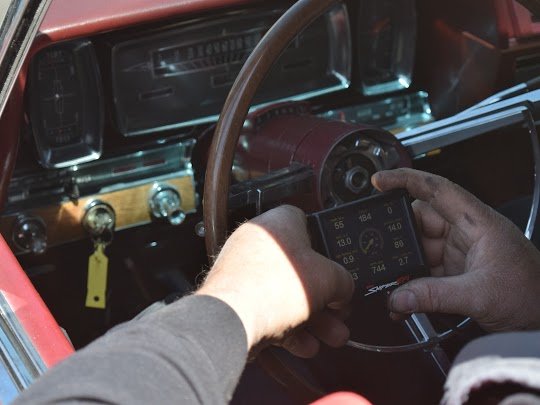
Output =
[
  {"x1": 197, "y1": 205, "x2": 355, "y2": 357},
  {"x1": 372, "y1": 168, "x2": 540, "y2": 332}
]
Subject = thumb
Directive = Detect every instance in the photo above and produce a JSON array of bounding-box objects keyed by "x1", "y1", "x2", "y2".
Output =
[{"x1": 388, "y1": 275, "x2": 476, "y2": 317}]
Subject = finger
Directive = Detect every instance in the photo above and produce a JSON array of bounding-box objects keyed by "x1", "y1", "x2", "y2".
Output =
[
  {"x1": 412, "y1": 200, "x2": 449, "y2": 240},
  {"x1": 421, "y1": 237, "x2": 446, "y2": 269},
  {"x1": 388, "y1": 274, "x2": 478, "y2": 317},
  {"x1": 306, "y1": 311, "x2": 350, "y2": 348},
  {"x1": 389, "y1": 312, "x2": 409, "y2": 321},
  {"x1": 250, "y1": 205, "x2": 310, "y2": 247},
  {"x1": 305, "y1": 253, "x2": 355, "y2": 309},
  {"x1": 281, "y1": 329, "x2": 320, "y2": 358},
  {"x1": 328, "y1": 305, "x2": 351, "y2": 321},
  {"x1": 372, "y1": 169, "x2": 488, "y2": 233}
]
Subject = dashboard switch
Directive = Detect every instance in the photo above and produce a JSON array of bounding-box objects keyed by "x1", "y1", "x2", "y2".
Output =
[
  {"x1": 149, "y1": 184, "x2": 185, "y2": 226},
  {"x1": 12, "y1": 215, "x2": 48, "y2": 255}
]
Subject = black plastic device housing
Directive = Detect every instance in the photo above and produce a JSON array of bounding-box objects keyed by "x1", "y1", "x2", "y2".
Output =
[{"x1": 308, "y1": 189, "x2": 427, "y2": 298}]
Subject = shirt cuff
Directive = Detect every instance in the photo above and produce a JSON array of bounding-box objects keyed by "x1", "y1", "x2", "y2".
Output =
[{"x1": 444, "y1": 331, "x2": 540, "y2": 405}]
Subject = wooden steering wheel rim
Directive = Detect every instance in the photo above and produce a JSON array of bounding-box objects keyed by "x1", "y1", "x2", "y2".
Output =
[
  {"x1": 203, "y1": 1, "x2": 340, "y2": 400},
  {"x1": 203, "y1": 0, "x2": 339, "y2": 257}
]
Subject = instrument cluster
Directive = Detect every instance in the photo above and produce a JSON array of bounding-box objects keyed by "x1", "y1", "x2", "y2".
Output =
[
  {"x1": 24, "y1": 0, "x2": 418, "y2": 169},
  {"x1": 8, "y1": 0, "x2": 419, "y2": 255},
  {"x1": 111, "y1": 3, "x2": 351, "y2": 136}
]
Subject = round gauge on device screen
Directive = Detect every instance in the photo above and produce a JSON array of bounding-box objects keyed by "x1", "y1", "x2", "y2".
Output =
[{"x1": 359, "y1": 228, "x2": 384, "y2": 255}]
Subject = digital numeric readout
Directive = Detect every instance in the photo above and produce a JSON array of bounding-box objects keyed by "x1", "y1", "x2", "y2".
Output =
[{"x1": 308, "y1": 190, "x2": 426, "y2": 298}]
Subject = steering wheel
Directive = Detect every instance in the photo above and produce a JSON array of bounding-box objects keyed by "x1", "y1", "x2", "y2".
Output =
[{"x1": 202, "y1": 0, "x2": 346, "y2": 400}]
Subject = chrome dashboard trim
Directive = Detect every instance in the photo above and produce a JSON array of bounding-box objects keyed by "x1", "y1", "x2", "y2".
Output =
[
  {"x1": 125, "y1": 83, "x2": 351, "y2": 137},
  {"x1": 48, "y1": 152, "x2": 102, "y2": 170},
  {"x1": 95, "y1": 167, "x2": 199, "y2": 204},
  {"x1": 398, "y1": 88, "x2": 540, "y2": 157},
  {"x1": 8, "y1": 140, "x2": 196, "y2": 210},
  {"x1": 402, "y1": 107, "x2": 527, "y2": 157}
]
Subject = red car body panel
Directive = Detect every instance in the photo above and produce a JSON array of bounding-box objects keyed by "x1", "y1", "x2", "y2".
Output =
[
  {"x1": 0, "y1": 234, "x2": 73, "y2": 368},
  {"x1": 40, "y1": 0, "x2": 257, "y2": 43}
]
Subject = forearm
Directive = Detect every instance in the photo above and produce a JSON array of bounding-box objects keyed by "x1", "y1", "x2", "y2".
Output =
[{"x1": 14, "y1": 295, "x2": 248, "y2": 405}]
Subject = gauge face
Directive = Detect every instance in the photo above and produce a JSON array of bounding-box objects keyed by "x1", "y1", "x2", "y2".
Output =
[
  {"x1": 359, "y1": 228, "x2": 383, "y2": 255},
  {"x1": 35, "y1": 48, "x2": 82, "y2": 147},
  {"x1": 28, "y1": 40, "x2": 104, "y2": 168}
]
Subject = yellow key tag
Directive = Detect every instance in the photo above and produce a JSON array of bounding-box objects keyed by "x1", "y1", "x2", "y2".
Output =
[{"x1": 86, "y1": 244, "x2": 108, "y2": 309}]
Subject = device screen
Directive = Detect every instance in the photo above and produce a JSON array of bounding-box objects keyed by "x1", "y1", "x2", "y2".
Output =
[{"x1": 308, "y1": 190, "x2": 427, "y2": 298}]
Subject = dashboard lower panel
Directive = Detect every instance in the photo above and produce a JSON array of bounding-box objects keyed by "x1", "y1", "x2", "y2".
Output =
[{"x1": 1, "y1": 174, "x2": 196, "y2": 255}]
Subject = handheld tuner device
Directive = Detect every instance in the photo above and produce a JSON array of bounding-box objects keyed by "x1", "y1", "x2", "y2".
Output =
[{"x1": 308, "y1": 190, "x2": 427, "y2": 299}]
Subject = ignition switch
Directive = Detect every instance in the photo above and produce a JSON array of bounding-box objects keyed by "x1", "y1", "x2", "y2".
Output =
[
  {"x1": 82, "y1": 201, "x2": 116, "y2": 244},
  {"x1": 82, "y1": 201, "x2": 115, "y2": 310}
]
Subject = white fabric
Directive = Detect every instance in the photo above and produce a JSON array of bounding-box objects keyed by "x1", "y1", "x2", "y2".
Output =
[{"x1": 443, "y1": 356, "x2": 540, "y2": 405}]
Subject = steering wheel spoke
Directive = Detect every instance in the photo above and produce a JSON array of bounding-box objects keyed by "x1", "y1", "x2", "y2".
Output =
[{"x1": 229, "y1": 163, "x2": 314, "y2": 215}]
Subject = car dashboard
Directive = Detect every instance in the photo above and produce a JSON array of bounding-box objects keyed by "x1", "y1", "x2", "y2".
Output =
[
  {"x1": 4, "y1": 0, "x2": 424, "y2": 255},
  {"x1": 3, "y1": 0, "x2": 540, "y2": 403}
]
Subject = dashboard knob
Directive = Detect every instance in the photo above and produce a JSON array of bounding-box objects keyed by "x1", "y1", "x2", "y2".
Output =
[
  {"x1": 83, "y1": 201, "x2": 116, "y2": 242},
  {"x1": 12, "y1": 215, "x2": 48, "y2": 255},
  {"x1": 149, "y1": 184, "x2": 185, "y2": 226}
]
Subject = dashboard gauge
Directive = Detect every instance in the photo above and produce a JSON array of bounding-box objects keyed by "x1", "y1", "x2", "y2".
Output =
[
  {"x1": 359, "y1": 228, "x2": 383, "y2": 255},
  {"x1": 37, "y1": 52, "x2": 80, "y2": 147},
  {"x1": 357, "y1": 0, "x2": 417, "y2": 96},
  {"x1": 28, "y1": 40, "x2": 104, "y2": 169},
  {"x1": 111, "y1": 4, "x2": 351, "y2": 136}
]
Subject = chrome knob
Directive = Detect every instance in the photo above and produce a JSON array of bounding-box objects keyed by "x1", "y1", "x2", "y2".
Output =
[
  {"x1": 12, "y1": 215, "x2": 47, "y2": 255},
  {"x1": 83, "y1": 201, "x2": 116, "y2": 243},
  {"x1": 149, "y1": 184, "x2": 185, "y2": 226}
]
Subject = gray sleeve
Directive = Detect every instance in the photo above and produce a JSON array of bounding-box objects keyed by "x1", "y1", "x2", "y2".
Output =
[
  {"x1": 444, "y1": 331, "x2": 540, "y2": 405},
  {"x1": 453, "y1": 331, "x2": 540, "y2": 365},
  {"x1": 13, "y1": 295, "x2": 248, "y2": 405}
]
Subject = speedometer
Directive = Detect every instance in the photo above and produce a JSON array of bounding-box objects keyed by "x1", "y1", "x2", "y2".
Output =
[
  {"x1": 111, "y1": 4, "x2": 351, "y2": 136},
  {"x1": 357, "y1": 0, "x2": 417, "y2": 96}
]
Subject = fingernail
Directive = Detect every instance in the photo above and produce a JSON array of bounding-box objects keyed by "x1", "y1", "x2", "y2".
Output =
[{"x1": 390, "y1": 289, "x2": 417, "y2": 313}]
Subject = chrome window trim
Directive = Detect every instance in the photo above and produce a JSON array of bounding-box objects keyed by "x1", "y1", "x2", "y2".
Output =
[
  {"x1": 0, "y1": 0, "x2": 53, "y2": 119},
  {"x1": 0, "y1": 292, "x2": 46, "y2": 400}
]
